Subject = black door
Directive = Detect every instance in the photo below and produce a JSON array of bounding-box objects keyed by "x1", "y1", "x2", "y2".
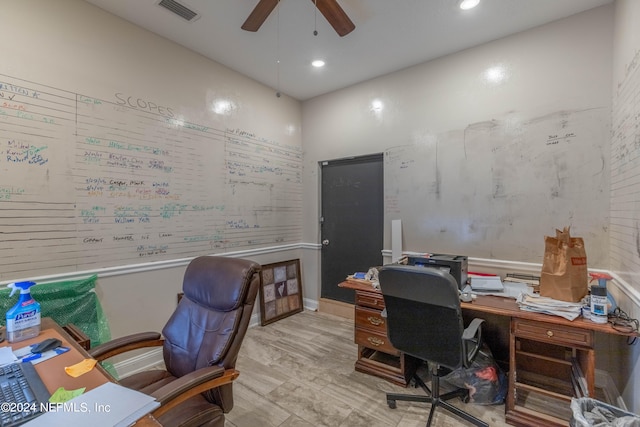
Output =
[{"x1": 320, "y1": 154, "x2": 384, "y2": 303}]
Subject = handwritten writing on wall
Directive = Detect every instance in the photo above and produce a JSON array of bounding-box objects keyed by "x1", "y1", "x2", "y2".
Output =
[
  {"x1": 0, "y1": 75, "x2": 302, "y2": 279},
  {"x1": 384, "y1": 108, "x2": 610, "y2": 265},
  {"x1": 610, "y1": 48, "x2": 640, "y2": 285}
]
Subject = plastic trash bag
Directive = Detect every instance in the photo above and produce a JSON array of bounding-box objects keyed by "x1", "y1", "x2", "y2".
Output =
[
  {"x1": 570, "y1": 398, "x2": 640, "y2": 427},
  {"x1": 0, "y1": 275, "x2": 111, "y2": 347},
  {"x1": 442, "y1": 345, "x2": 507, "y2": 405}
]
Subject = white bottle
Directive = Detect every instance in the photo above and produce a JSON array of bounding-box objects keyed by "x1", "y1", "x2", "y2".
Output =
[{"x1": 590, "y1": 285, "x2": 608, "y2": 324}]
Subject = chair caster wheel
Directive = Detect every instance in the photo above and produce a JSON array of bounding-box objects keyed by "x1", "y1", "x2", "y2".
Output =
[{"x1": 387, "y1": 400, "x2": 397, "y2": 409}]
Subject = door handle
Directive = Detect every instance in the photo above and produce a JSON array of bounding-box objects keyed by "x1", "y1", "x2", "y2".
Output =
[{"x1": 322, "y1": 239, "x2": 329, "y2": 246}]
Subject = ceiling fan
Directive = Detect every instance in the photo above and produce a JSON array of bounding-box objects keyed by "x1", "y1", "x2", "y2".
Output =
[{"x1": 242, "y1": 0, "x2": 355, "y2": 37}]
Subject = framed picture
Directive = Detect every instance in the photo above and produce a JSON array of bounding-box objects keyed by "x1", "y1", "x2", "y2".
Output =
[{"x1": 259, "y1": 259, "x2": 303, "y2": 326}]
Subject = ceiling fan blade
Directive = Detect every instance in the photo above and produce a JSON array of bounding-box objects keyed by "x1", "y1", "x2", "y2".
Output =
[
  {"x1": 312, "y1": 0, "x2": 355, "y2": 37},
  {"x1": 242, "y1": 0, "x2": 279, "y2": 32}
]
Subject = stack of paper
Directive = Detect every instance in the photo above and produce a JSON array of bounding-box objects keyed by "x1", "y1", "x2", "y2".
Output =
[
  {"x1": 516, "y1": 294, "x2": 583, "y2": 321},
  {"x1": 470, "y1": 276, "x2": 504, "y2": 292},
  {"x1": 499, "y1": 281, "x2": 535, "y2": 299}
]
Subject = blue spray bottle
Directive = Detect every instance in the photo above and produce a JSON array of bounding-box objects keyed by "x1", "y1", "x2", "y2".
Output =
[{"x1": 5, "y1": 281, "x2": 41, "y2": 343}]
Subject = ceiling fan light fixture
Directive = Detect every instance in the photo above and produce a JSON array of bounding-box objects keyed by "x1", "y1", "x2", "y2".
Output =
[
  {"x1": 459, "y1": 0, "x2": 480, "y2": 10},
  {"x1": 311, "y1": 59, "x2": 326, "y2": 68}
]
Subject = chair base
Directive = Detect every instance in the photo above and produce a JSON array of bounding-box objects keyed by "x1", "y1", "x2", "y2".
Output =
[{"x1": 386, "y1": 366, "x2": 488, "y2": 427}]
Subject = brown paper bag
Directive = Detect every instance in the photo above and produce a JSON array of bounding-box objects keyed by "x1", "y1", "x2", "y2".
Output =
[{"x1": 539, "y1": 227, "x2": 588, "y2": 302}]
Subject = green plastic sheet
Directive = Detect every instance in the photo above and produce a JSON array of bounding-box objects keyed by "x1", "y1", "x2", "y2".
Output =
[{"x1": 1, "y1": 275, "x2": 111, "y2": 347}]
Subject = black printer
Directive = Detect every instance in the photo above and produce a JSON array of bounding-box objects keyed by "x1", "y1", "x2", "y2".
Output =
[{"x1": 407, "y1": 254, "x2": 468, "y2": 289}]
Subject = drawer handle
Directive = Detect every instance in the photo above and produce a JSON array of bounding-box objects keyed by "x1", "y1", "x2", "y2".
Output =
[
  {"x1": 367, "y1": 337, "x2": 385, "y2": 347},
  {"x1": 367, "y1": 316, "x2": 384, "y2": 326},
  {"x1": 547, "y1": 330, "x2": 554, "y2": 338}
]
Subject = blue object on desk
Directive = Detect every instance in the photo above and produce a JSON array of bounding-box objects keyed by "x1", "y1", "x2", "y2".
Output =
[
  {"x1": 18, "y1": 346, "x2": 70, "y2": 364},
  {"x1": 353, "y1": 272, "x2": 367, "y2": 279}
]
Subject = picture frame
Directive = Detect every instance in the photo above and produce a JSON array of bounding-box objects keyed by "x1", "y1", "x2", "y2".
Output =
[{"x1": 259, "y1": 259, "x2": 303, "y2": 326}]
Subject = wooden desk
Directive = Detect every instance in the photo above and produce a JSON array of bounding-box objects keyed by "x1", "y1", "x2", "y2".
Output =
[
  {"x1": 2, "y1": 318, "x2": 161, "y2": 427},
  {"x1": 461, "y1": 295, "x2": 639, "y2": 426},
  {"x1": 339, "y1": 280, "x2": 420, "y2": 387},
  {"x1": 339, "y1": 279, "x2": 638, "y2": 427}
]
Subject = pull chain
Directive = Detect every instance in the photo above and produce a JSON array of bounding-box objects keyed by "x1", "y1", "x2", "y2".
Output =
[
  {"x1": 313, "y1": 0, "x2": 318, "y2": 36},
  {"x1": 275, "y1": 0, "x2": 281, "y2": 97}
]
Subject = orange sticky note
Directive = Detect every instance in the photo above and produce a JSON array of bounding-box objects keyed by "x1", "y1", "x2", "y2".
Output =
[{"x1": 64, "y1": 359, "x2": 97, "y2": 378}]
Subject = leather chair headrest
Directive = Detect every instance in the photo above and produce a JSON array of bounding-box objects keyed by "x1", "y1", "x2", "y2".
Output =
[{"x1": 183, "y1": 256, "x2": 260, "y2": 311}]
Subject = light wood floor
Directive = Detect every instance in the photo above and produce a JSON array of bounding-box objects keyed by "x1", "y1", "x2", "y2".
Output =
[{"x1": 226, "y1": 310, "x2": 510, "y2": 427}]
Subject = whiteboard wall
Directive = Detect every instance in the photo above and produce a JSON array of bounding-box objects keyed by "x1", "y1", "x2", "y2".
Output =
[
  {"x1": 384, "y1": 107, "x2": 610, "y2": 264},
  {"x1": 0, "y1": 0, "x2": 302, "y2": 281}
]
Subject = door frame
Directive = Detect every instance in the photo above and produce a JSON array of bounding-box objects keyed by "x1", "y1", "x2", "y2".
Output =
[{"x1": 318, "y1": 153, "x2": 384, "y2": 317}]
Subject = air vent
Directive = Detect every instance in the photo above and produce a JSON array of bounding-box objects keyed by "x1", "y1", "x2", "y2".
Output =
[{"x1": 157, "y1": 0, "x2": 200, "y2": 22}]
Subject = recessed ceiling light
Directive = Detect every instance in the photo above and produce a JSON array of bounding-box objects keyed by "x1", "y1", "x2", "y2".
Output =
[
  {"x1": 459, "y1": 0, "x2": 480, "y2": 10},
  {"x1": 311, "y1": 59, "x2": 325, "y2": 68}
]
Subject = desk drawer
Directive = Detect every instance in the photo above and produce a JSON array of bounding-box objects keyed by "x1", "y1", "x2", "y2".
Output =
[
  {"x1": 355, "y1": 327, "x2": 397, "y2": 355},
  {"x1": 355, "y1": 306, "x2": 387, "y2": 334},
  {"x1": 513, "y1": 318, "x2": 593, "y2": 347},
  {"x1": 356, "y1": 290, "x2": 385, "y2": 310}
]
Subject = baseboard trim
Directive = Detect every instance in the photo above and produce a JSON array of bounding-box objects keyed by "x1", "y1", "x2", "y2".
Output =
[
  {"x1": 609, "y1": 271, "x2": 640, "y2": 311},
  {"x1": 318, "y1": 298, "x2": 354, "y2": 320},
  {"x1": 112, "y1": 347, "x2": 164, "y2": 379}
]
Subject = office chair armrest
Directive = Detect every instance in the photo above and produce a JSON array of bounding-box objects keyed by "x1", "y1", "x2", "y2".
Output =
[
  {"x1": 461, "y1": 318, "x2": 484, "y2": 367},
  {"x1": 89, "y1": 332, "x2": 164, "y2": 361},
  {"x1": 150, "y1": 367, "x2": 239, "y2": 418}
]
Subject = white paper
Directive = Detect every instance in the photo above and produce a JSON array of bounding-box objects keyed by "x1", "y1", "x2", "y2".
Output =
[
  {"x1": 502, "y1": 281, "x2": 535, "y2": 299},
  {"x1": 468, "y1": 281, "x2": 534, "y2": 299},
  {"x1": 13, "y1": 345, "x2": 70, "y2": 365},
  {"x1": 23, "y1": 382, "x2": 160, "y2": 427},
  {"x1": 0, "y1": 347, "x2": 18, "y2": 366},
  {"x1": 516, "y1": 293, "x2": 583, "y2": 321}
]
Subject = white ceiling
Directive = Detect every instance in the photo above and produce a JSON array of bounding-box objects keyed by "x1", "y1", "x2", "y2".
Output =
[{"x1": 84, "y1": 0, "x2": 612, "y2": 101}]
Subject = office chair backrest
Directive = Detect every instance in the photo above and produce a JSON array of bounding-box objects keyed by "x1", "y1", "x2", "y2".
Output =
[
  {"x1": 161, "y1": 255, "x2": 261, "y2": 411},
  {"x1": 379, "y1": 264, "x2": 465, "y2": 370}
]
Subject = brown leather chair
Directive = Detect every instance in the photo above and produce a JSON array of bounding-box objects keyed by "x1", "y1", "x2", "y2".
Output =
[{"x1": 90, "y1": 256, "x2": 261, "y2": 427}]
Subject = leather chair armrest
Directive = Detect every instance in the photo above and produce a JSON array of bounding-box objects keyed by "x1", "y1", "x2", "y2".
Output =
[
  {"x1": 89, "y1": 332, "x2": 163, "y2": 361},
  {"x1": 150, "y1": 367, "x2": 239, "y2": 418},
  {"x1": 461, "y1": 318, "x2": 484, "y2": 368}
]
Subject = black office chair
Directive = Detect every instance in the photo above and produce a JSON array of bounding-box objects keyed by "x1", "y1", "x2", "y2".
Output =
[{"x1": 378, "y1": 264, "x2": 488, "y2": 427}]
